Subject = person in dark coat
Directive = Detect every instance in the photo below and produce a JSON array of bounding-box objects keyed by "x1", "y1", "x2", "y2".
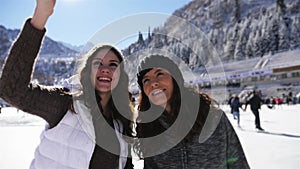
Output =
[{"x1": 244, "y1": 90, "x2": 264, "y2": 131}]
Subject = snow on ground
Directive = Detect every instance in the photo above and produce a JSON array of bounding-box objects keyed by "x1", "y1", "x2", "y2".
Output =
[
  {"x1": 0, "y1": 105, "x2": 299, "y2": 169},
  {"x1": 0, "y1": 107, "x2": 46, "y2": 169},
  {"x1": 221, "y1": 104, "x2": 300, "y2": 169}
]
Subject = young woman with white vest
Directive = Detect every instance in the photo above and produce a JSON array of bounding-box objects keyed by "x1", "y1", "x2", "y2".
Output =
[{"x1": 0, "y1": 0, "x2": 134, "y2": 168}]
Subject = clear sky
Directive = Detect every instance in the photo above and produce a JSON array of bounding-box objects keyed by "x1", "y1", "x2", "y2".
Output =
[{"x1": 1, "y1": 0, "x2": 192, "y2": 47}]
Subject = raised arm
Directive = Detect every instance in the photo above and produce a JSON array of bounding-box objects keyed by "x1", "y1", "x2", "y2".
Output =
[
  {"x1": 31, "y1": 0, "x2": 56, "y2": 30},
  {"x1": 0, "y1": 0, "x2": 72, "y2": 128}
]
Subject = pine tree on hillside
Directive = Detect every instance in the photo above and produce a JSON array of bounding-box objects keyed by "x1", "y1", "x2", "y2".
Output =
[
  {"x1": 235, "y1": 20, "x2": 251, "y2": 59},
  {"x1": 253, "y1": 29, "x2": 263, "y2": 57},
  {"x1": 276, "y1": 0, "x2": 287, "y2": 14},
  {"x1": 278, "y1": 17, "x2": 291, "y2": 51},
  {"x1": 268, "y1": 18, "x2": 280, "y2": 54},
  {"x1": 246, "y1": 35, "x2": 254, "y2": 58},
  {"x1": 234, "y1": 0, "x2": 241, "y2": 23},
  {"x1": 224, "y1": 24, "x2": 239, "y2": 60},
  {"x1": 290, "y1": 16, "x2": 300, "y2": 49}
]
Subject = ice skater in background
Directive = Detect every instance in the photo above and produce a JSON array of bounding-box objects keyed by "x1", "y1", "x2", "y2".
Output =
[
  {"x1": 230, "y1": 94, "x2": 243, "y2": 127},
  {"x1": 244, "y1": 90, "x2": 265, "y2": 131}
]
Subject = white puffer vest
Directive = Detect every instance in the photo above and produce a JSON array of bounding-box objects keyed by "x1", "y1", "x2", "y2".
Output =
[{"x1": 29, "y1": 100, "x2": 128, "y2": 169}]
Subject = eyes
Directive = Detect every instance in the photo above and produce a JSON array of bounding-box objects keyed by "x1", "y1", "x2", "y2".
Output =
[
  {"x1": 142, "y1": 72, "x2": 165, "y2": 85},
  {"x1": 91, "y1": 60, "x2": 119, "y2": 70}
]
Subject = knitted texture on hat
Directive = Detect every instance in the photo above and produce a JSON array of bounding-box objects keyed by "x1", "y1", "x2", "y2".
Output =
[{"x1": 137, "y1": 55, "x2": 184, "y2": 89}]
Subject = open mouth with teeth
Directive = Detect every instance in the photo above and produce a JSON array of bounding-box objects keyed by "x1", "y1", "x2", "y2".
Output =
[
  {"x1": 151, "y1": 89, "x2": 165, "y2": 96},
  {"x1": 97, "y1": 77, "x2": 112, "y2": 82},
  {"x1": 149, "y1": 88, "x2": 168, "y2": 106}
]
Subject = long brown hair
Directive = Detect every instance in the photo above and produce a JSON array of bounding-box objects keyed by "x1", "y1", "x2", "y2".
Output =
[
  {"x1": 73, "y1": 44, "x2": 134, "y2": 137},
  {"x1": 134, "y1": 55, "x2": 212, "y2": 157}
]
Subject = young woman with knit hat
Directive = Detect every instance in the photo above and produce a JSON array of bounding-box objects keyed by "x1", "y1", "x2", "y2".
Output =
[{"x1": 134, "y1": 55, "x2": 250, "y2": 169}]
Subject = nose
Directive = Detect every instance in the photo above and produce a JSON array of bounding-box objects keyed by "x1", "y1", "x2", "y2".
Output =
[
  {"x1": 98, "y1": 65, "x2": 110, "y2": 73},
  {"x1": 150, "y1": 79, "x2": 159, "y2": 88}
]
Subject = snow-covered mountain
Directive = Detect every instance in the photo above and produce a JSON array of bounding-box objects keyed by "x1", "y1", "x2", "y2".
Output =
[
  {"x1": 123, "y1": 0, "x2": 300, "y2": 72},
  {"x1": 0, "y1": 0, "x2": 299, "y2": 88},
  {"x1": 0, "y1": 26, "x2": 80, "y2": 59},
  {"x1": 60, "y1": 41, "x2": 84, "y2": 52},
  {"x1": 121, "y1": 0, "x2": 300, "y2": 95},
  {"x1": 0, "y1": 25, "x2": 80, "y2": 85}
]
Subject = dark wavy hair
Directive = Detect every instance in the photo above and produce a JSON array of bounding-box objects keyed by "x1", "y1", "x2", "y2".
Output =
[
  {"x1": 134, "y1": 55, "x2": 212, "y2": 157},
  {"x1": 73, "y1": 44, "x2": 134, "y2": 137}
]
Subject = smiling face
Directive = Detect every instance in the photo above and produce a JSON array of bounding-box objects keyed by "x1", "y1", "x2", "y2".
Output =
[
  {"x1": 142, "y1": 68, "x2": 174, "y2": 111},
  {"x1": 90, "y1": 49, "x2": 121, "y2": 95}
]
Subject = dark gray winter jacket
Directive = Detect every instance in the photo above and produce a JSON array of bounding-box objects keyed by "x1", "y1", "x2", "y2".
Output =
[{"x1": 143, "y1": 108, "x2": 250, "y2": 169}]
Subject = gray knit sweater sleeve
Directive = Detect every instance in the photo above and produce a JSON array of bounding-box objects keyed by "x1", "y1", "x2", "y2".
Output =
[
  {"x1": 0, "y1": 19, "x2": 72, "y2": 128},
  {"x1": 143, "y1": 110, "x2": 250, "y2": 169}
]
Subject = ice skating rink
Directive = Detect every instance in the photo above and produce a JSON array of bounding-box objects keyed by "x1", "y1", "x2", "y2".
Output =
[{"x1": 0, "y1": 105, "x2": 299, "y2": 169}]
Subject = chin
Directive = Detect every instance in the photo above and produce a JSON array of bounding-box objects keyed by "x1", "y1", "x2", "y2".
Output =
[
  {"x1": 152, "y1": 100, "x2": 167, "y2": 108},
  {"x1": 97, "y1": 87, "x2": 112, "y2": 93}
]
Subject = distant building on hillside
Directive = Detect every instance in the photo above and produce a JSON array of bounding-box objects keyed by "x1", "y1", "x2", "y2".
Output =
[{"x1": 196, "y1": 49, "x2": 300, "y2": 89}]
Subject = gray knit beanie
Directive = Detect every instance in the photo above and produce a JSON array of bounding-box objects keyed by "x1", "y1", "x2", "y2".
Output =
[{"x1": 137, "y1": 55, "x2": 184, "y2": 89}]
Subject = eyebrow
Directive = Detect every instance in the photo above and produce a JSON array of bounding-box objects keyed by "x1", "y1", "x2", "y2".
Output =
[
  {"x1": 154, "y1": 68, "x2": 163, "y2": 73},
  {"x1": 92, "y1": 58, "x2": 120, "y2": 63},
  {"x1": 92, "y1": 58, "x2": 102, "y2": 61},
  {"x1": 110, "y1": 59, "x2": 120, "y2": 63},
  {"x1": 143, "y1": 68, "x2": 163, "y2": 79}
]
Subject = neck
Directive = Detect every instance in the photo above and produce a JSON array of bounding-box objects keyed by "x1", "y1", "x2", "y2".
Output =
[
  {"x1": 165, "y1": 103, "x2": 171, "y2": 114},
  {"x1": 98, "y1": 92, "x2": 111, "y2": 115}
]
